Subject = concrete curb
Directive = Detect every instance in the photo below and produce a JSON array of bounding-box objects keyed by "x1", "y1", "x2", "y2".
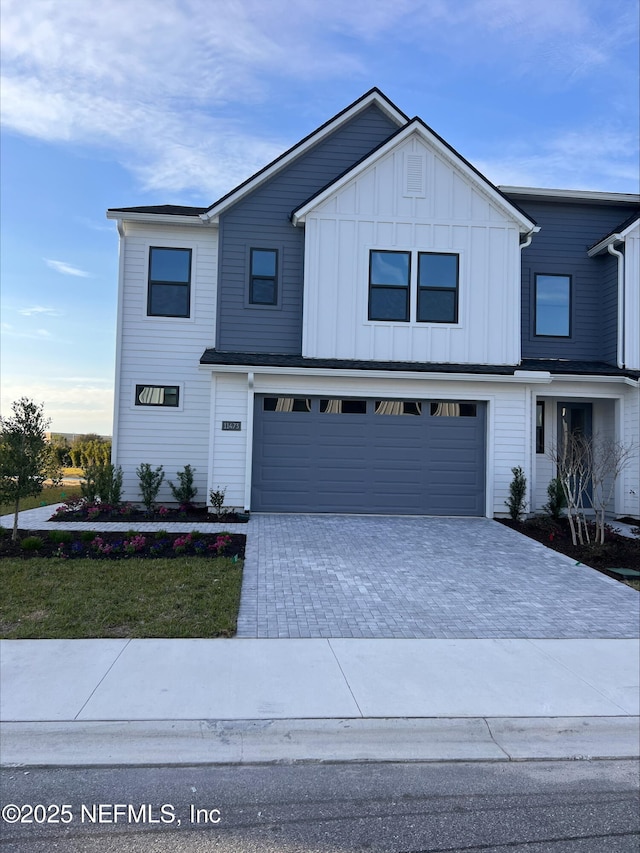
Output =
[{"x1": 2, "y1": 717, "x2": 638, "y2": 767}]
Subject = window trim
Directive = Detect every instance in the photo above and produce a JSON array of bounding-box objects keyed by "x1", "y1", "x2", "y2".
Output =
[
  {"x1": 249, "y1": 247, "x2": 279, "y2": 307},
  {"x1": 417, "y1": 251, "x2": 459, "y2": 324},
  {"x1": 134, "y1": 384, "x2": 181, "y2": 408},
  {"x1": 147, "y1": 247, "x2": 192, "y2": 318},
  {"x1": 368, "y1": 250, "x2": 411, "y2": 322},
  {"x1": 534, "y1": 273, "x2": 572, "y2": 338}
]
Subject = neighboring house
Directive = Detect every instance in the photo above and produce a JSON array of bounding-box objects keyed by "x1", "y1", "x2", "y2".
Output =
[{"x1": 107, "y1": 89, "x2": 640, "y2": 518}]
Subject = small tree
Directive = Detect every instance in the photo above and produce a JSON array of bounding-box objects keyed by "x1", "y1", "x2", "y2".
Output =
[
  {"x1": 169, "y1": 465, "x2": 198, "y2": 507},
  {"x1": 505, "y1": 466, "x2": 527, "y2": 521},
  {"x1": 0, "y1": 398, "x2": 50, "y2": 541},
  {"x1": 136, "y1": 463, "x2": 164, "y2": 511},
  {"x1": 209, "y1": 486, "x2": 226, "y2": 520},
  {"x1": 549, "y1": 433, "x2": 634, "y2": 546}
]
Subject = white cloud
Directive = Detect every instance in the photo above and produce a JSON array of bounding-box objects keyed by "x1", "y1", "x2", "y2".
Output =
[
  {"x1": 0, "y1": 0, "x2": 636, "y2": 197},
  {"x1": 0, "y1": 377, "x2": 114, "y2": 435},
  {"x1": 477, "y1": 126, "x2": 639, "y2": 191},
  {"x1": 45, "y1": 259, "x2": 91, "y2": 277},
  {"x1": 19, "y1": 305, "x2": 63, "y2": 317}
]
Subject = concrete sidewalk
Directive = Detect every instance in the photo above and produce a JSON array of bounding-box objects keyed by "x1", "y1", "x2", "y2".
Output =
[{"x1": 1, "y1": 637, "x2": 638, "y2": 765}]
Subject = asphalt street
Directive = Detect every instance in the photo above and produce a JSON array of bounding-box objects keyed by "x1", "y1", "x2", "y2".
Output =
[{"x1": 1, "y1": 760, "x2": 638, "y2": 852}]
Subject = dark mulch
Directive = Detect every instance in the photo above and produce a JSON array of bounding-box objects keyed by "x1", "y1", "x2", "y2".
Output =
[
  {"x1": 0, "y1": 530, "x2": 246, "y2": 561},
  {"x1": 48, "y1": 502, "x2": 248, "y2": 524},
  {"x1": 499, "y1": 516, "x2": 640, "y2": 580}
]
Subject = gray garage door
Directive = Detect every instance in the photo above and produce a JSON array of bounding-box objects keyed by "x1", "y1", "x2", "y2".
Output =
[{"x1": 251, "y1": 396, "x2": 486, "y2": 515}]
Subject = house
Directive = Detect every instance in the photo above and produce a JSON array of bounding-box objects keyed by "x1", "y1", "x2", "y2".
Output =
[{"x1": 106, "y1": 88, "x2": 640, "y2": 518}]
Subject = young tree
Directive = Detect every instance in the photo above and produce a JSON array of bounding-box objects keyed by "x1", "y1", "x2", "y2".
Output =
[{"x1": 0, "y1": 398, "x2": 51, "y2": 541}]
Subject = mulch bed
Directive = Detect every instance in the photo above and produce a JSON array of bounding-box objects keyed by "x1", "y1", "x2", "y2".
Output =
[
  {"x1": 48, "y1": 503, "x2": 248, "y2": 524},
  {"x1": 499, "y1": 516, "x2": 640, "y2": 579},
  {"x1": 0, "y1": 530, "x2": 246, "y2": 561}
]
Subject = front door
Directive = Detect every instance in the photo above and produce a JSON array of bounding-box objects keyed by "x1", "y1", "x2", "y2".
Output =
[{"x1": 557, "y1": 401, "x2": 593, "y2": 498}]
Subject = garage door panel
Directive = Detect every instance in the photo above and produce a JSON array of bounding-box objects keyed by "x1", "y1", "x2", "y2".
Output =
[{"x1": 252, "y1": 395, "x2": 485, "y2": 515}]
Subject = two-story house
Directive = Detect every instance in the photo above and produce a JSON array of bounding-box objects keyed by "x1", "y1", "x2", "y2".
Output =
[{"x1": 107, "y1": 89, "x2": 640, "y2": 518}]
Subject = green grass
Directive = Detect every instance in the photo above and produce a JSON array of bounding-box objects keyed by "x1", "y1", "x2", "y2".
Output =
[
  {"x1": 0, "y1": 556, "x2": 243, "y2": 639},
  {"x1": 0, "y1": 485, "x2": 82, "y2": 517}
]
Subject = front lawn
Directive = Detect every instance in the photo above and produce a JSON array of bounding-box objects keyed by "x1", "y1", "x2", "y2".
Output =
[
  {"x1": 0, "y1": 485, "x2": 82, "y2": 517},
  {"x1": 0, "y1": 556, "x2": 243, "y2": 639}
]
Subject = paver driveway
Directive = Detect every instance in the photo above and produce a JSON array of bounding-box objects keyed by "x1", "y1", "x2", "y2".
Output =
[{"x1": 236, "y1": 515, "x2": 639, "y2": 639}]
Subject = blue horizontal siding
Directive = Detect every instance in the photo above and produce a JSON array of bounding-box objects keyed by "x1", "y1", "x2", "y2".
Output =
[{"x1": 520, "y1": 201, "x2": 629, "y2": 361}]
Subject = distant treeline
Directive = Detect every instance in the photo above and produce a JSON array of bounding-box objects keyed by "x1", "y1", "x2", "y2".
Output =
[{"x1": 48, "y1": 434, "x2": 112, "y2": 468}]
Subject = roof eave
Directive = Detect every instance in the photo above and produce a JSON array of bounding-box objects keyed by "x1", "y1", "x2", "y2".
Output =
[{"x1": 106, "y1": 211, "x2": 213, "y2": 227}]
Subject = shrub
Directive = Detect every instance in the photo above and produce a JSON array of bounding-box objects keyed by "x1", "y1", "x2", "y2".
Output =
[
  {"x1": 20, "y1": 536, "x2": 43, "y2": 551},
  {"x1": 48, "y1": 530, "x2": 72, "y2": 544},
  {"x1": 542, "y1": 477, "x2": 567, "y2": 520},
  {"x1": 136, "y1": 463, "x2": 164, "y2": 511},
  {"x1": 168, "y1": 465, "x2": 198, "y2": 507},
  {"x1": 80, "y1": 530, "x2": 98, "y2": 542},
  {"x1": 82, "y1": 464, "x2": 123, "y2": 505},
  {"x1": 209, "y1": 486, "x2": 226, "y2": 520},
  {"x1": 505, "y1": 466, "x2": 527, "y2": 521}
]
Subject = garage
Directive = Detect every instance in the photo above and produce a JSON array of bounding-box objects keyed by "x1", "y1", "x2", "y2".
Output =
[{"x1": 251, "y1": 395, "x2": 486, "y2": 515}]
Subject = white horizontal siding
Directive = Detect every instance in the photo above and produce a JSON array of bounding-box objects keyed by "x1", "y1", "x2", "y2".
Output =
[
  {"x1": 210, "y1": 374, "x2": 248, "y2": 509},
  {"x1": 114, "y1": 222, "x2": 218, "y2": 503},
  {"x1": 302, "y1": 133, "x2": 522, "y2": 365}
]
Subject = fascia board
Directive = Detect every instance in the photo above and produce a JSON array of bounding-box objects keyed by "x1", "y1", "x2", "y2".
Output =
[
  {"x1": 499, "y1": 186, "x2": 640, "y2": 205},
  {"x1": 198, "y1": 363, "x2": 553, "y2": 383},
  {"x1": 292, "y1": 122, "x2": 537, "y2": 233},
  {"x1": 106, "y1": 211, "x2": 213, "y2": 227},
  {"x1": 548, "y1": 373, "x2": 638, "y2": 387},
  {"x1": 200, "y1": 90, "x2": 407, "y2": 224}
]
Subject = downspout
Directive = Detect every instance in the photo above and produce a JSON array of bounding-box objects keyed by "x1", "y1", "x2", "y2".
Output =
[{"x1": 607, "y1": 240, "x2": 624, "y2": 369}]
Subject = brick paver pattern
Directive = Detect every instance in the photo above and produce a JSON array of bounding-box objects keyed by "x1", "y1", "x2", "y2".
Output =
[{"x1": 237, "y1": 514, "x2": 639, "y2": 639}]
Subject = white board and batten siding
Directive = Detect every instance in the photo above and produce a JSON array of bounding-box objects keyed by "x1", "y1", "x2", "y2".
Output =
[
  {"x1": 209, "y1": 374, "x2": 249, "y2": 510},
  {"x1": 301, "y1": 133, "x2": 522, "y2": 366},
  {"x1": 114, "y1": 221, "x2": 217, "y2": 504}
]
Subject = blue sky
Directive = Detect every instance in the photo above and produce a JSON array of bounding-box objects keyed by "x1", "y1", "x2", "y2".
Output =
[{"x1": 1, "y1": 0, "x2": 638, "y2": 435}]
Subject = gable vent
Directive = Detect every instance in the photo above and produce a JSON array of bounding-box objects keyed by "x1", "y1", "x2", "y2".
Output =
[{"x1": 405, "y1": 154, "x2": 425, "y2": 196}]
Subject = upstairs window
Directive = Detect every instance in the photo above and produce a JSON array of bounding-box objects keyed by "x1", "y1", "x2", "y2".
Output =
[
  {"x1": 535, "y1": 274, "x2": 571, "y2": 337},
  {"x1": 418, "y1": 253, "x2": 459, "y2": 323},
  {"x1": 368, "y1": 251, "x2": 410, "y2": 321},
  {"x1": 250, "y1": 249, "x2": 278, "y2": 305},
  {"x1": 148, "y1": 247, "x2": 191, "y2": 317}
]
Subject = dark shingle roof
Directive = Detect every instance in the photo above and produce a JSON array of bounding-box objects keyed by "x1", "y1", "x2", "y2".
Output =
[
  {"x1": 200, "y1": 351, "x2": 639, "y2": 380},
  {"x1": 107, "y1": 204, "x2": 207, "y2": 216}
]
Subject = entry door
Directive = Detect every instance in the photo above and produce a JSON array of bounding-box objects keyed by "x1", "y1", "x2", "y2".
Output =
[{"x1": 557, "y1": 402, "x2": 593, "y2": 497}]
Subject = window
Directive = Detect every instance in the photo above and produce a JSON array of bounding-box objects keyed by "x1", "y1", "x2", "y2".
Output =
[
  {"x1": 535, "y1": 274, "x2": 570, "y2": 337},
  {"x1": 418, "y1": 253, "x2": 459, "y2": 323},
  {"x1": 250, "y1": 249, "x2": 278, "y2": 305},
  {"x1": 135, "y1": 385, "x2": 180, "y2": 407},
  {"x1": 320, "y1": 399, "x2": 367, "y2": 414},
  {"x1": 147, "y1": 247, "x2": 191, "y2": 317},
  {"x1": 430, "y1": 402, "x2": 477, "y2": 417},
  {"x1": 263, "y1": 397, "x2": 310, "y2": 412},
  {"x1": 375, "y1": 401, "x2": 422, "y2": 416},
  {"x1": 536, "y1": 401, "x2": 545, "y2": 453},
  {"x1": 368, "y1": 251, "x2": 410, "y2": 321}
]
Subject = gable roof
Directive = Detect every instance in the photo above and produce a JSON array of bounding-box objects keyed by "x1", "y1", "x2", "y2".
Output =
[
  {"x1": 290, "y1": 117, "x2": 538, "y2": 234},
  {"x1": 199, "y1": 88, "x2": 408, "y2": 224}
]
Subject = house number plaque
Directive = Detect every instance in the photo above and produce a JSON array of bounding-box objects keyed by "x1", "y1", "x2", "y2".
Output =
[{"x1": 222, "y1": 421, "x2": 242, "y2": 431}]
